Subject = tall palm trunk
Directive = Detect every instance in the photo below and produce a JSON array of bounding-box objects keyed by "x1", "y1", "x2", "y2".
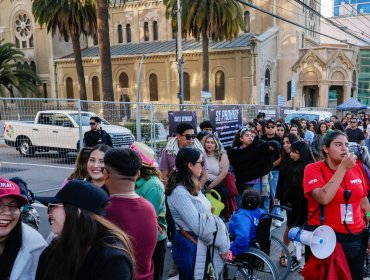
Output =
[
  {"x1": 71, "y1": 33, "x2": 87, "y2": 102},
  {"x1": 202, "y1": 24, "x2": 209, "y2": 92},
  {"x1": 96, "y1": 0, "x2": 114, "y2": 102}
]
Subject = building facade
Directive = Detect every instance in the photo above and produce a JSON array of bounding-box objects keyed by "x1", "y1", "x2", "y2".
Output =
[
  {"x1": 0, "y1": 0, "x2": 359, "y2": 108},
  {"x1": 334, "y1": 0, "x2": 370, "y2": 16}
]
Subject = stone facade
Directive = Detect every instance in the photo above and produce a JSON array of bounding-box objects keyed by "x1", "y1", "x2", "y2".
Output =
[{"x1": 0, "y1": 0, "x2": 360, "y2": 107}]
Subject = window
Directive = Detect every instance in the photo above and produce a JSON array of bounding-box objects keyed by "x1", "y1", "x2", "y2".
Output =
[
  {"x1": 126, "y1": 24, "x2": 131, "y2": 43},
  {"x1": 149, "y1": 74, "x2": 158, "y2": 101},
  {"x1": 55, "y1": 114, "x2": 72, "y2": 127},
  {"x1": 184, "y1": 72, "x2": 190, "y2": 101},
  {"x1": 287, "y1": 81, "x2": 292, "y2": 101},
  {"x1": 93, "y1": 34, "x2": 98, "y2": 45},
  {"x1": 30, "y1": 61, "x2": 36, "y2": 72},
  {"x1": 92, "y1": 76, "x2": 100, "y2": 101},
  {"x1": 119, "y1": 72, "x2": 129, "y2": 88},
  {"x1": 14, "y1": 13, "x2": 33, "y2": 48},
  {"x1": 144, "y1": 22, "x2": 149, "y2": 41},
  {"x1": 38, "y1": 113, "x2": 53, "y2": 125},
  {"x1": 265, "y1": 69, "x2": 271, "y2": 86},
  {"x1": 244, "y1": 11, "x2": 250, "y2": 33},
  {"x1": 66, "y1": 77, "x2": 74, "y2": 99},
  {"x1": 117, "y1": 24, "x2": 123, "y2": 43},
  {"x1": 215, "y1": 71, "x2": 225, "y2": 100},
  {"x1": 43, "y1": 83, "x2": 48, "y2": 99},
  {"x1": 153, "y1": 21, "x2": 158, "y2": 41}
]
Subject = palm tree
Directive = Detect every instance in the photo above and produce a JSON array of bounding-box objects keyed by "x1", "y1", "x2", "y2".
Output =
[
  {"x1": 164, "y1": 0, "x2": 243, "y2": 92},
  {"x1": 0, "y1": 40, "x2": 40, "y2": 97},
  {"x1": 32, "y1": 0, "x2": 97, "y2": 101}
]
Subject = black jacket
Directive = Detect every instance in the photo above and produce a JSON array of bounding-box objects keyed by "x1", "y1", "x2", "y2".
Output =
[
  {"x1": 226, "y1": 137, "x2": 281, "y2": 186},
  {"x1": 84, "y1": 129, "x2": 113, "y2": 147},
  {"x1": 36, "y1": 237, "x2": 133, "y2": 280}
]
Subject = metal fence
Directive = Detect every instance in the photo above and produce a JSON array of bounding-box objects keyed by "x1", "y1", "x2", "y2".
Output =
[{"x1": 0, "y1": 97, "x2": 338, "y2": 176}]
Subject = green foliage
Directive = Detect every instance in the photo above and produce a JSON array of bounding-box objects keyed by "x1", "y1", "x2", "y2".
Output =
[
  {"x1": 163, "y1": 0, "x2": 244, "y2": 42},
  {"x1": 124, "y1": 122, "x2": 162, "y2": 142},
  {"x1": 0, "y1": 40, "x2": 41, "y2": 97},
  {"x1": 32, "y1": 0, "x2": 97, "y2": 39}
]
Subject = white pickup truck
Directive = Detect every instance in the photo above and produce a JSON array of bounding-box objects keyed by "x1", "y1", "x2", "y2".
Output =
[{"x1": 3, "y1": 110, "x2": 135, "y2": 156}]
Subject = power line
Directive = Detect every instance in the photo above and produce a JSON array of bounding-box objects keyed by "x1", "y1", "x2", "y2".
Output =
[
  {"x1": 339, "y1": 0, "x2": 370, "y2": 27},
  {"x1": 293, "y1": 0, "x2": 370, "y2": 45},
  {"x1": 235, "y1": 0, "x2": 360, "y2": 47}
]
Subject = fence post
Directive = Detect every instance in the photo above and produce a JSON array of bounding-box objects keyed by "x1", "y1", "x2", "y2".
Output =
[
  {"x1": 77, "y1": 99, "x2": 83, "y2": 150},
  {"x1": 150, "y1": 103, "x2": 155, "y2": 150}
]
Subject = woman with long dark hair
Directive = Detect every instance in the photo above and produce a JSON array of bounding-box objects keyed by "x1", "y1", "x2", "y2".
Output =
[
  {"x1": 311, "y1": 121, "x2": 328, "y2": 161},
  {"x1": 166, "y1": 147, "x2": 228, "y2": 279},
  {"x1": 0, "y1": 178, "x2": 47, "y2": 280},
  {"x1": 86, "y1": 144, "x2": 111, "y2": 193},
  {"x1": 36, "y1": 180, "x2": 134, "y2": 280},
  {"x1": 303, "y1": 130, "x2": 370, "y2": 279}
]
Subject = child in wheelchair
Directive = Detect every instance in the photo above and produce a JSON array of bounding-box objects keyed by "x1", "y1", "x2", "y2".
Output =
[{"x1": 229, "y1": 189, "x2": 265, "y2": 258}]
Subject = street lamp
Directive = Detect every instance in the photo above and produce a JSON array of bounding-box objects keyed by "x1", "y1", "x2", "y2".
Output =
[{"x1": 177, "y1": 0, "x2": 184, "y2": 110}]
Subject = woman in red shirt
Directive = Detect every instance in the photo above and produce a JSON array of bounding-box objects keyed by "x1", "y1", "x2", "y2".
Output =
[{"x1": 303, "y1": 130, "x2": 370, "y2": 280}]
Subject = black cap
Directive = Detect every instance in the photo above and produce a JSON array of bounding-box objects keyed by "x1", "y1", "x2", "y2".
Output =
[{"x1": 36, "y1": 180, "x2": 109, "y2": 216}]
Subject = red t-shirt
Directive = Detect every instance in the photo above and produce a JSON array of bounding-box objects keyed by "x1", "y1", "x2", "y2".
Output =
[
  {"x1": 106, "y1": 197, "x2": 158, "y2": 280},
  {"x1": 303, "y1": 161, "x2": 367, "y2": 234}
]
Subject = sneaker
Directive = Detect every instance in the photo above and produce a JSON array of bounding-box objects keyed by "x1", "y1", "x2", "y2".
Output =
[
  {"x1": 167, "y1": 241, "x2": 172, "y2": 248},
  {"x1": 274, "y1": 220, "x2": 282, "y2": 227},
  {"x1": 168, "y1": 263, "x2": 179, "y2": 278},
  {"x1": 299, "y1": 265, "x2": 304, "y2": 273},
  {"x1": 290, "y1": 257, "x2": 300, "y2": 272}
]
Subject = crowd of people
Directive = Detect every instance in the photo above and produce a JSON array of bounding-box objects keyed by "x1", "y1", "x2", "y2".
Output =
[{"x1": 1, "y1": 112, "x2": 370, "y2": 280}]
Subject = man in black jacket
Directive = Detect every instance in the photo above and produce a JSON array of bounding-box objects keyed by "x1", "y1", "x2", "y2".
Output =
[{"x1": 84, "y1": 116, "x2": 113, "y2": 147}]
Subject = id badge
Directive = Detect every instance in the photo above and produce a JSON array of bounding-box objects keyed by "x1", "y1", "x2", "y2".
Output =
[{"x1": 340, "y1": 204, "x2": 354, "y2": 224}]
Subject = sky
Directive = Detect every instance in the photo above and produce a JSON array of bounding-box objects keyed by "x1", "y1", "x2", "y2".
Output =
[{"x1": 321, "y1": 0, "x2": 333, "y2": 17}]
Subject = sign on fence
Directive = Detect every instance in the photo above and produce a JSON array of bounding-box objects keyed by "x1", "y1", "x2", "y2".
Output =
[
  {"x1": 256, "y1": 106, "x2": 278, "y2": 120},
  {"x1": 168, "y1": 111, "x2": 197, "y2": 136},
  {"x1": 208, "y1": 105, "x2": 242, "y2": 147}
]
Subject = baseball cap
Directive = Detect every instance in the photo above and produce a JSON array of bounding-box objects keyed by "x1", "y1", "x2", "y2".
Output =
[
  {"x1": 0, "y1": 178, "x2": 29, "y2": 205},
  {"x1": 130, "y1": 142, "x2": 158, "y2": 168},
  {"x1": 36, "y1": 180, "x2": 109, "y2": 216}
]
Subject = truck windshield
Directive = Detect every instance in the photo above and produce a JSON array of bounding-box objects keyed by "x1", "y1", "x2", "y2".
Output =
[{"x1": 69, "y1": 113, "x2": 110, "y2": 126}]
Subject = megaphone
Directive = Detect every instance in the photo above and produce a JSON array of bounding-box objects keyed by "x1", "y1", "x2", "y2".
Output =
[{"x1": 288, "y1": 225, "x2": 336, "y2": 259}]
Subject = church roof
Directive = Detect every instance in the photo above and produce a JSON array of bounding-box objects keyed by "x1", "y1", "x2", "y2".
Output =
[{"x1": 60, "y1": 33, "x2": 252, "y2": 60}]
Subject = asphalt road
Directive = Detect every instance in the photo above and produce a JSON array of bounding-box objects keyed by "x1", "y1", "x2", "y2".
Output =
[{"x1": 0, "y1": 144, "x2": 302, "y2": 279}]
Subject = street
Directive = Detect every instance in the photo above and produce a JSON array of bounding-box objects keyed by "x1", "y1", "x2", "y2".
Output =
[{"x1": 0, "y1": 144, "x2": 302, "y2": 280}]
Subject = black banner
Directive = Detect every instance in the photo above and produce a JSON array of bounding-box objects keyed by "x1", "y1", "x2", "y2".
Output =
[
  {"x1": 256, "y1": 106, "x2": 278, "y2": 120},
  {"x1": 208, "y1": 105, "x2": 242, "y2": 147},
  {"x1": 168, "y1": 111, "x2": 197, "y2": 136}
]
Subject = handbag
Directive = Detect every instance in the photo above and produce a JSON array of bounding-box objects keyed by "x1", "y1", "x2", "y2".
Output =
[
  {"x1": 222, "y1": 172, "x2": 238, "y2": 198},
  {"x1": 206, "y1": 190, "x2": 225, "y2": 216}
]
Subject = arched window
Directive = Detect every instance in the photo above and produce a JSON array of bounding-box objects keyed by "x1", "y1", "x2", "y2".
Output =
[
  {"x1": 264, "y1": 94, "x2": 270, "y2": 105},
  {"x1": 119, "y1": 72, "x2": 129, "y2": 88},
  {"x1": 66, "y1": 77, "x2": 74, "y2": 99},
  {"x1": 144, "y1": 22, "x2": 149, "y2": 41},
  {"x1": 117, "y1": 24, "x2": 123, "y2": 43},
  {"x1": 172, "y1": 26, "x2": 176, "y2": 39},
  {"x1": 92, "y1": 76, "x2": 100, "y2": 101},
  {"x1": 265, "y1": 68, "x2": 271, "y2": 86},
  {"x1": 184, "y1": 72, "x2": 190, "y2": 101},
  {"x1": 93, "y1": 34, "x2": 98, "y2": 45},
  {"x1": 149, "y1": 74, "x2": 158, "y2": 101},
  {"x1": 30, "y1": 61, "x2": 36, "y2": 72},
  {"x1": 153, "y1": 21, "x2": 158, "y2": 41},
  {"x1": 244, "y1": 11, "x2": 250, "y2": 33},
  {"x1": 215, "y1": 71, "x2": 225, "y2": 100},
  {"x1": 126, "y1": 24, "x2": 131, "y2": 43}
]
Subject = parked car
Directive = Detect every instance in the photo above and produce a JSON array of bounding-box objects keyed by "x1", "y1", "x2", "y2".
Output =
[
  {"x1": 284, "y1": 110, "x2": 332, "y2": 123},
  {"x1": 3, "y1": 110, "x2": 135, "y2": 156}
]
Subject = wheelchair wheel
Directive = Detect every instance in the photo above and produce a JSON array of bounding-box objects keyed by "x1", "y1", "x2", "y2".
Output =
[
  {"x1": 225, "y1": 247, "x2": 279, "y2": 280},
  {"x1": 269, "y1": 235, "x2": 292, "y2": 280}
]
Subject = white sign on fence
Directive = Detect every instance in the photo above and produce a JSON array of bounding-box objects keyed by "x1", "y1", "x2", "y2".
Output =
[{"x1": 291, "y1": 78, "x2": 296, "y2": 98}]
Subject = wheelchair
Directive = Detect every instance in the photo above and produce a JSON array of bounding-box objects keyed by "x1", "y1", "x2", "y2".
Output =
[{"x1": 224, "y1": 205, "x2": 292, "y2": 280}]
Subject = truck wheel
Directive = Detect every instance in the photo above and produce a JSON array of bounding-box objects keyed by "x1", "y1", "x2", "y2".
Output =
[{"x1": 18, "y1": 138, "x2": 35, "y2": 156}]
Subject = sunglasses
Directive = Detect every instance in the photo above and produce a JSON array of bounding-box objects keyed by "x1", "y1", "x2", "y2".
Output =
[
  {"x1": 89, "y1": 122, "x2": 96, "y2": 125},
  {"x1": 195, "y1": 160, "x2": 205, "y2": 167},
  {"x1": 182, "y1": 134, "x2": 196, "y2": 140},
  {"x1": 240, "y1": 127, "x2": 250, "y2": 136},
  {"x1": 47, "y1": 203, "x2": 64, "y2": 214},
  {"x1": 350, "y1": 121, "x2": 357, "y2": 123},
  {"x1": 266, "y1": 126, "x2": 275, "y2": 129}
]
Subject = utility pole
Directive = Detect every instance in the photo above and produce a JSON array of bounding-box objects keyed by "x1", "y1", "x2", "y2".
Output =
[
  {"x1": 136, "y1": 55, "x2": 145, "y2": 142},
  {"x1": 177, "y1": 0, "x2": 184, "y2": 110}
]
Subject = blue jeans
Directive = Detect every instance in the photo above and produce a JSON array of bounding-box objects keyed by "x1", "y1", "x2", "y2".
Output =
[
  {"x1": 269, "y1": 170, "x2": 281, "y2": 216},
  {"x1": 172, "y1": 231, "x2": 197, "y2": 280}
]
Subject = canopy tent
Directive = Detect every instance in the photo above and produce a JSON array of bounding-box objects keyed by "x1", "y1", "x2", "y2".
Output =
[{"x1": 336, "y1": 97, "x2": 367, "y2": 110}]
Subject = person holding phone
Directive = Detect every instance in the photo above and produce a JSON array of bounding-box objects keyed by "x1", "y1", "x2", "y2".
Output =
[{"x1": 84, "y1": 116, "x2": 113, "y2": 148}]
